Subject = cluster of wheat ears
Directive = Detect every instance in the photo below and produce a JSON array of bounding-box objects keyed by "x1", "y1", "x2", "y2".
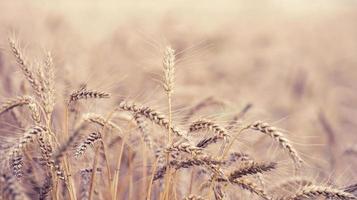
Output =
[{"x1": 0, "y1": 38, "x2": 356, "y2": 200}]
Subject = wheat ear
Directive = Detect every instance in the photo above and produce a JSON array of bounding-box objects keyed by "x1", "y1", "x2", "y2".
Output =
[
  {"x1": 184, "y1": 96, "x2": 225, "y2": 122},
  {"x1": 226, "y1": 161, "x2": 276, "y2": 180},
  {"x1": 249, "y1": 121, "x2": 303, "y2": 165},
  {"x1": 133, "y1": 113, "x2": 154, "y2": 149},
  {"x1": 285, "y1": 185, "x2": 357, "y2": 200},
  {"x1": 116, "y1": 100, "x2": 190, "y2": 141},
  {"x1": 232, "y1": 178, "x2": 272, "y2": 200},
  {"x1": 9, "y1": 38, "x2": 42, "y2": 96},
  {"x1": 344, "y1": 183, "x2": 357, "y2": 194},
  {"x1": 190, "y1": 119, "x2": 230, "y2": 148},
  {"x1": 165, "y1": 141, "x2": 203, "y2": 156},
  {"x1": 9, "y1": 126, "x2": 48, "y2": 177},
  {"x1": 226, "y1": 103, "x2": 253, "y2": 130},
  {"x1": 68, "y1": 85, "x2": 110, "y2": 103},
  {"x1": 36, "y1": 51, "x2": 55, "y2": 119},
  {"x1": 154, "y1": 155, "x2": 224, "y2": 180},
  {"x1": 82, "y1": 113, "x2": 122, "y2": 132},
  {"x1": 75, "y1": 132, "x2": 102, "y2": 157}
]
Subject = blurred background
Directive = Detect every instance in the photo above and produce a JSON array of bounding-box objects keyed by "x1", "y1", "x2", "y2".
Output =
[{"x1": 1, "y1": 0, "x2": 357, "y2": 190}]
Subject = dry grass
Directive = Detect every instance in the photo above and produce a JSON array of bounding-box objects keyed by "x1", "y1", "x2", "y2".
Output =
[{"x1": 0, "y1": 1, "x2": 357, "y2": 199}]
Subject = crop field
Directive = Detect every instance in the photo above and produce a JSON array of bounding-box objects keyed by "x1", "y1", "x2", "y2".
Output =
[{"x1": 0, "y1": 1, "x2": 356, "y2": 199}]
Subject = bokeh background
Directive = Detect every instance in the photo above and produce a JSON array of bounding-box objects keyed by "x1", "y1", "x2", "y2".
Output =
[{"x1": 1, "y1": 0, "x2": 357, "y2": 197}]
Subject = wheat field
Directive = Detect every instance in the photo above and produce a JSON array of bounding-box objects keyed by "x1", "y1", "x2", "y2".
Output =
[{"x1": 0, "y1": 1, "x2": 357, "y2": 200}]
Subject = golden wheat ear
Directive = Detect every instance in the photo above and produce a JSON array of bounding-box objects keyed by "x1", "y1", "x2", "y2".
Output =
[
  {"x1": 285, "y1": 185, "x2": 357, "y2": 200},
  {"x1": 231, "y1": 178, "x2": 272, "y2": 200},
  {"x1": 344, "y1": 183, "x2": 357, "y2": 194},
  {"x1": 249, "y1": 121, "x2": 303, "y2": 166},
  {"x1": 116, "y1": 100, "x2": 190, "y2": 141},
  {"x1": 9, "y1": 126, "x2": 48, "y2": 178},
  {"x1": 82, "y1": 113, "x2": 122, "y2": 132},
  {"x1": 154, "y1": 155, "x2": 224, "y2": 181},
  {"x1": 8, "y1": 38, "x2": 43, "y2": 97},
  {"x1": 227, "y1": 161, "x2": 276, "y2": 180},
  {"x1": 74, "y1": 132, "x2": 102, "y2": 158},
  {"x1": 189, "y1": 119, "x2": 230, "y2": 148},
  {"x1": 68, "y1": 85, "x2": 110, "y2": 104}
]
